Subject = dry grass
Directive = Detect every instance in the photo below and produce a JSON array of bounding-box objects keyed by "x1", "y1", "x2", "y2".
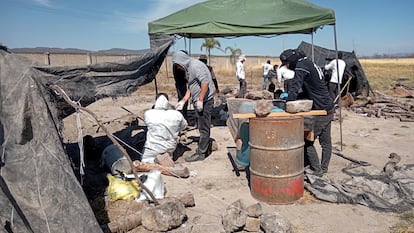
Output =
[
  {"x1": 152, "y1": 57, "x2": 414, "y2": 97},
  {"x1": 359, "y1": 58, "x2": 414, "y2": 94}
]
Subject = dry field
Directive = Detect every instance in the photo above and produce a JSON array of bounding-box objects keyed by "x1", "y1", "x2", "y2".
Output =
[{"x1": 144, "y1": 57, "x2": 414, "y2": 96}]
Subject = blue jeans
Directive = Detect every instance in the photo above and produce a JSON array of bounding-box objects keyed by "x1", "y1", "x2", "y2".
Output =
[
  {"x1": 262, "y1": 74, "x2": 268, "y2": 90},
  {"x1": 304, "y1": 113, "x2": 333, "y2": 173}
]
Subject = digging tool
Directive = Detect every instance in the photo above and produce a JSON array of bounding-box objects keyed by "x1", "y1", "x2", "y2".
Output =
[{"x1": 332, "y1": 150, "x2": 370, "y2": 166}]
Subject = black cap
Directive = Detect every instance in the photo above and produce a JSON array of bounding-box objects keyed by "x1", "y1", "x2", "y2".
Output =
[
  {"x1": 279, "y1": 49, "x2": 296, "y2": 66},
  {"x1": 279, "y1": 49, "x2": 298, "y2": 66}
]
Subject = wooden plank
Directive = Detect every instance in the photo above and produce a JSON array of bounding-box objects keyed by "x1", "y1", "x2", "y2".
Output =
[{"x1": 232, "y1": 110, "x2": 327, "y2": 119}]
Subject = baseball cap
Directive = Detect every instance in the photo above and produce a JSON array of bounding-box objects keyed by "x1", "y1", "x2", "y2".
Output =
[
  {"x1": 239, "y1": 54, "x2": 246, "y2": 61},
  {"x1": 279, "y1": 49, "x2": 297, "y2": 66}
]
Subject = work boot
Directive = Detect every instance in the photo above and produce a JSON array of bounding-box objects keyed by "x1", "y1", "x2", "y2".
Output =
[{"x1": 185, "y1": 153, "x2": 205, "y2": 162}]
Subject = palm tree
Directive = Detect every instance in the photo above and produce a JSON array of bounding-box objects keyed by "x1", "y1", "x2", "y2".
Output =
[
  {"x1": 225, "y1": 46, "x2": 242, "y2": 65},
  {"x1": 200, "y1": 38, "x2": 221, "y2": 65}
]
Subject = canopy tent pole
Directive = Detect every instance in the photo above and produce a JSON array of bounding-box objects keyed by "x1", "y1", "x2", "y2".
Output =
[
  {"x1": 333, "y1": 24, "x2": 343, "y2": 151},
  {"x1": 189, "y1": 36, "x2": 192, "y2": 55},
  {"x1": 311, "y1": 32, "x2": 315, "y2": 61}
]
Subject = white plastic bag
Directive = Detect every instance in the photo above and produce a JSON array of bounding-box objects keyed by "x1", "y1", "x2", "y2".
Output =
[{"x1": 137, "y1": 169, "x2": 165, "y2": 201}]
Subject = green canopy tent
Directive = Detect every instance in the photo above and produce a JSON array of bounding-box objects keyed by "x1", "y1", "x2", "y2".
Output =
[
  {"x1": 148, "y1": 0, "x2": 335, "y2": 38},
  {"x1": 148, "y1": 0, "x2": 345, "y2": 149}
]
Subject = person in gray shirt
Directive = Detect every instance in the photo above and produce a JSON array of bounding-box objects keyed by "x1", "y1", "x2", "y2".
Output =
[{"x1": 173, "y1": 51, "x2": 215, "y2": 162}]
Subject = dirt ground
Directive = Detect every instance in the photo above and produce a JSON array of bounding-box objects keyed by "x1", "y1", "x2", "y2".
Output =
[{"x1": 62, "y1": 86, "x2": 414, "y2": 233}]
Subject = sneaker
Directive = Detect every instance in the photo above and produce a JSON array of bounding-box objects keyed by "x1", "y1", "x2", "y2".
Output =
[{"x1": 185, "y1": 153, "x2": 205, "y2": 162}]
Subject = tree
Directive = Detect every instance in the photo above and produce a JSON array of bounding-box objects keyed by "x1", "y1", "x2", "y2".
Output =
[
  {"x1": 200, "y1": 38, "x2": 221, "y2": 65},
  {"x1": 225, "y1": 46, "x2": 242, "y2": 65}
]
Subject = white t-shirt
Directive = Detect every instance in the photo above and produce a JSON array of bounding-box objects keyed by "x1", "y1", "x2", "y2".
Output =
[
  {"x1": 263, "y1": 63, "x2": 273, "y2": 76},
  {"x1": 277, "y1": 65, "x2": 295, "y2": 85},
  {"x1": 236, "y1": 61, "x2": 245, "y2": 80},
  {"x1": 325, "y1": 59, "x2": 346, "y2": 84}
]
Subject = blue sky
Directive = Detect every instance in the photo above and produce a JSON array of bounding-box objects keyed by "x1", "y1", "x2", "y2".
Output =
[{"x1": 1, "y1": 0, "x2": 414, "y2": 57}]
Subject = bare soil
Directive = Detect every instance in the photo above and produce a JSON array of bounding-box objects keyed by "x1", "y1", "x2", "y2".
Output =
[{"x1": 62, "y1": 85, "x2": 414, "y2": 233}]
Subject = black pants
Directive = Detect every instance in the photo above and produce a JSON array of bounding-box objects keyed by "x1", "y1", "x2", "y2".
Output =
[
  {"x1": 196, "y1": 98, "x2": 213, "y2": 156},
  {"x1": 237, "y1": 79, "x2": 247, "y2": 98},
  {"x1": 304, "y1": 113, "x2": 333, "y2": 173},
  {"x1": 328, "y1": 82, "x2": 339, "y2": 104}
]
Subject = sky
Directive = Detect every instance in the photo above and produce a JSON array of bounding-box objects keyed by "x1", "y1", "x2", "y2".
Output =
[{"x1": 1, "y1": 0, "x2": 414, "y2": 57}]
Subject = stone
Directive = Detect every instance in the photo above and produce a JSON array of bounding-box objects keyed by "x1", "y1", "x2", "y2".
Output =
[
  {"x1": 260, "y1": 213, "x2": 292, "y2": 233},
  {"x1": 221, "y1": 199, "x2": 247, "y2": 233},
  {"x1": 244, "y1": 216, "x2": 261, "y2": 232},
  {"x1": 246, "y1": 203, "x2": 262, "y2": 218},
  {"x1": 141, "y1": 200, "x2": 186, "y2": 232},
  {"x1": 285, "y1": 99, "x2": 313, "y2": 113}
]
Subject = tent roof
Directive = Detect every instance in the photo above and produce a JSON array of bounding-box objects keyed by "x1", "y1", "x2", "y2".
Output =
[{"x1": 148, "y1": 0, "x2": 335, "y2": 38}]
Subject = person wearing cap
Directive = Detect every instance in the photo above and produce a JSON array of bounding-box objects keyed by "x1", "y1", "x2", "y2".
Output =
[
  {"x1": 262, "y1": 60, "x2": 273, "y2": 90},
  {"x1": 324, "y1": 51, "x2": 346, "y2": 104},
  {"x1": 236, "y1": 54, "x2": 247, "y2": 98},
  {"x1": 173, "y1": 51, "x2": 215, "y2": 162},
  {"x1": 199, "y1": 54, "x2": 220, "y2": 94},
  {"x1": 279, "y1": 49, "x2": 334, "y2": 177}
]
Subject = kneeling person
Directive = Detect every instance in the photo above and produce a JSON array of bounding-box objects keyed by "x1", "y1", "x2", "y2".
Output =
[{"x1": 141, "y1": 94, "x2": 188, "y2": 163}]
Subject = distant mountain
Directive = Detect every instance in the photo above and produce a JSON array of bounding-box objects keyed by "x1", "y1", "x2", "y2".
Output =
[{"x1": 9, "y1": 47, "x2": 148, "y2": 55}]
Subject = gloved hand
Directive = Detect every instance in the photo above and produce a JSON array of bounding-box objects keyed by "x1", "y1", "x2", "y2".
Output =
[
  {"x1": 175, "y1": 100, "x2": 185, "y2": 110},
  {"x1": 195, "y1": 100, "x2": 203, "y2": 112},
  {"x1": 280, "y1": 92, "x2": 288, "y2": 100}
]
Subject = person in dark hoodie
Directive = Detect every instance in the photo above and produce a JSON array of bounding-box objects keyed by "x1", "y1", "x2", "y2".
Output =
[
  {"x1": 279, "y1": 49, "x2": 334, "y2": 177},
  {"x1": 173, "y1": 50, "x2": 215, "y2": 162}
]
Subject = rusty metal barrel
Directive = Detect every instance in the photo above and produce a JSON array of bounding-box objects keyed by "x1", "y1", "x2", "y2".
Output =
[{"x1": 249, "y1": 116, "x2": 304, "y2": 204}]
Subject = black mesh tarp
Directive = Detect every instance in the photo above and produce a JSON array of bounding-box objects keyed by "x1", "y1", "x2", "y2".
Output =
[
  {"x1": 297, "y1": 41, "x2": 370, "y2": 97},
  {"x1": 0, "y1": 39, "x2": 172, "y2": 233}
]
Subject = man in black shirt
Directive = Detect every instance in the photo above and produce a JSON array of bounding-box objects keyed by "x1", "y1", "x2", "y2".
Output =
[{"x1": 280, "y1": 49, "x2": 334, "y2": 176}]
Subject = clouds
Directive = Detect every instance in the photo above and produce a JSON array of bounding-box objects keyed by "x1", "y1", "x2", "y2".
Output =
[
  {"x1": 32, "y1": 0, "x2": 52, "y2": 7},
  {"x1": 116, "y1": 0, "x2": 205, "y2": 33}
]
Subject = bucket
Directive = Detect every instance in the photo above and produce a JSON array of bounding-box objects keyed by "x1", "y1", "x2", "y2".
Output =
[
  {"x1": 235, "y1": 122, "x2": 250, "y2": 166},
  {"x1": 102, "y1": 144, "x2": 132, "y2": 175},
  {"x1": 249, "y1": 116, "x2": 304, "y2": 204}
]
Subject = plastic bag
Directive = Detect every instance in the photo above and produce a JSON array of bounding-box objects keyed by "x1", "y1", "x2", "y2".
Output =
[
  {"x1": 137, "y1": 170, "x2": 165, "y2": 201},
  {"x1": 106, "y1": 174, "x2": 141, "y2": 201}
]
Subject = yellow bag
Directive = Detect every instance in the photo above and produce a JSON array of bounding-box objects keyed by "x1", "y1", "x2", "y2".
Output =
[{"x1": 106, "y1": 174, "x2": 141, "y2": 201}]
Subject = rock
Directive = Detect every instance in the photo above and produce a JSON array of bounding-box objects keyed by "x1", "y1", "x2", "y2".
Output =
[
  {"x1": 285, "y1": 100, "x2": 313, "y2": 113},
  {"x1": 245, "y1": 90, "x2": 273, "y2": 100},
  {"x1": 221, "y1": 199, "x2": 247, "y2": 233},
  {"x1": 155, "y1": 153, "x2": 175, "y2": 167},
  {"x1": 260, "y1": 213, "x2": 292, "y2": 233},
  {"x1": 254, "y1": 100, "x2": 273, "y2": 117},
  {"x1": 141, "y1": 200, "x2": 186, "y2": 232},
  {"x1": 245, "y1": 216, "x2": 261, "y2": 232},
  {"x1": 246, "y1": 203, "x2": 262, "y2": 218}
]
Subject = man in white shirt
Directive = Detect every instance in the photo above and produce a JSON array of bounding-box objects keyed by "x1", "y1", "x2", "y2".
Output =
[
  {"x1": 236, "y1": 54, "x2": 247, "y2": 98},
  {"x1": 324, "y1": 52, "x2": 346, "y2": 104},
  {"x1": 277, "y1": 64, "x2": 295, "y2": 92},
  {"x1": 262, "y1": 60, "x2": 273, "y2": 90}
]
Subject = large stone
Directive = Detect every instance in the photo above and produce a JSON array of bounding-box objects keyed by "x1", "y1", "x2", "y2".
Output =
[
  {"x1": 221, "y1": 199, "x2": 247, "y2": 233},
  {"x1": 285, "y1": 99, "x2": 313, "y2": 113},
  {"x1": 260, "y1": 213, "x2": 292, "y2": 233},
  {"x1": 141, "y1": 200, "x2": 186, "y2": 232}
]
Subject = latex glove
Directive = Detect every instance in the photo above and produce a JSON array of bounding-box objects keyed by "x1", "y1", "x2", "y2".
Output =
[
  {"x1": 280, "y1": 92, "x2": 288, "y2": 100},
  {"x1": 175, "y1": 100, "x2": 185, "y2": 110},
  {"x1": 195, "y1": 100, "x2": 203, "y2": 112}
]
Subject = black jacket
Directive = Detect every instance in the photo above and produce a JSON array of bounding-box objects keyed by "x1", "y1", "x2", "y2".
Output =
[{"x1": 287, "y1": 57, "x2": 334, "y2": 112}]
